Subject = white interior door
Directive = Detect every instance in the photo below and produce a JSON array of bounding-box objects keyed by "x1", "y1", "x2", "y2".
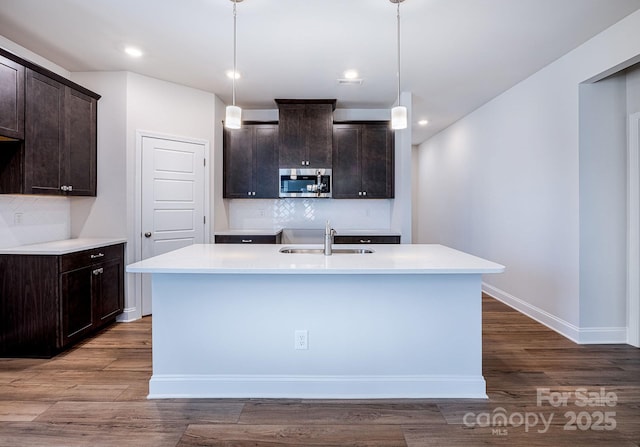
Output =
[{"x1": 141, "y1": 135, "x2": 206, "y2": 315}]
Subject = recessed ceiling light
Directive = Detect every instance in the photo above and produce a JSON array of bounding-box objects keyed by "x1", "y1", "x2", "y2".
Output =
[
  {"x1": 418, "y1": 119, "x2": 429, "y2": 126},
  {"x1": 124, "y1": 46, "x2": 143, "y2": 58},
  {"x1": 343, "y1": 69, "x2": 359, "y2": 79},
  {"x1": 226, "y1": 70, "x2": 241, "y2": 80}
]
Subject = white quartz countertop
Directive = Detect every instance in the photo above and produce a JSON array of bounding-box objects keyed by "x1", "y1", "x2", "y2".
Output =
[
  {"x1": 0, "y1": 238, "x2": 127, "y2": 255},
  {"x1": 126, "y1": 243, "x2": 505, "y2": 275}
]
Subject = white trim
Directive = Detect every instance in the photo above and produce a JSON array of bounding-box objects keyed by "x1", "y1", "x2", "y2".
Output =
[
  {"x1": 133, "y1": 130, "x2": 211, "y2": 317},
  {"x1": 483, "y1": 283, "x2": 628, "y2": 344},
  {"x1": 147, "y1": 374, "x2": 487, "y2": 400},
  {"x1": 628, "y1": 112, "x2": 640, "y2": 348}
]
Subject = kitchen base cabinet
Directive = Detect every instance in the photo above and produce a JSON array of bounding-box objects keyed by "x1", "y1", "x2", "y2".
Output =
[
  {"x1": 333, "y1": 235, "x2": 400, "y2": 244},
  {"x1": 215, "y1": 233, "x2": 282, "y2": 244},
  {"x1": 0, "y1": 243, "x2": 124, "y2": 358}
]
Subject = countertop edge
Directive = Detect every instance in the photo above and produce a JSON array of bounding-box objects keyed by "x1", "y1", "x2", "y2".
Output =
[{"x1": 0, "y1": 238, "x2": 127, "y2": 255}]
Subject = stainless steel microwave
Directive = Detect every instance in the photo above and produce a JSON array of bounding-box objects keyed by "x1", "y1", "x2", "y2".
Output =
[{"x1": 279, "y1": 168, "x2": 332, "y2": 198}]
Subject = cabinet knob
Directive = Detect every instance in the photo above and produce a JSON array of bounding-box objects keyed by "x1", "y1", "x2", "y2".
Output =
[
  {"x1": 61, "y1": 185, "x2": 68, "y2": 192},
  {"x1": 358, "y1": 191, "x2": 362, "y2": 196},
  {"x1": 68, "y1": 185, "x2": 73, "y2": 192},
  {"x1": 144, "y1": 232, "x2": 152, "y2": 238},
  {"x1": 363, "y1": 191, "x2": 367, "y2": 196}
]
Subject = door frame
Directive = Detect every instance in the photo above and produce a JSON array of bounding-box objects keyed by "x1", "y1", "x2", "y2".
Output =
[
  {"x1": 134, "y1": 130, "x2": 210, "y2": 316},
  {"x1": 628, "y1": 113, "x2": 640, "y2": 348}
]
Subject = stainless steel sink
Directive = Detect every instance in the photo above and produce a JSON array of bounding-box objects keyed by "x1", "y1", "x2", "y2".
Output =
[{"x1": 279, "y1": 247, "x2": 374, "y2": 254}]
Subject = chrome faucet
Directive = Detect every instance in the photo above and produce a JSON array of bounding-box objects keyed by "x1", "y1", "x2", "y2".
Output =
[{"x1": 324, "y1": 220, "x2": 336, "y2": 255}]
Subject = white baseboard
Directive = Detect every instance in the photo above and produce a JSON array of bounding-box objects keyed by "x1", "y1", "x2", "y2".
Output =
[
  {"x1": 116, "y1": 306, "x2": 140, "y2": 323},
  {"x1": 482, "y1": 283, "x2": 628, "y2": 345},
  {"x1": 147, "y1": 374, "x2": 487, "y2": 399}
]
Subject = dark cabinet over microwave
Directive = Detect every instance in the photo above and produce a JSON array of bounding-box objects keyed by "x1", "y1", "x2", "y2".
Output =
[
  {"x1": 276, "y1": 99, "x2": 335, "y2": 168},
  {"x1": 0, "y1": 47, "x2": 99, "y2": 196},
  {"x1": 332, "y1": 122, "x2": 394, "y2": 199}
]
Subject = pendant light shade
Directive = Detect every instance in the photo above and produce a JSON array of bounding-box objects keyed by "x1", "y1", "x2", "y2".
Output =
[
  {"x1": 390, "y1": 0, "x2": 407, "y2": 130},
  {"x1": 391, "y1": 105, "x2": 407, "y2": 130},
  {"x1": 225, "y1": 0, "x2": 243, "y2": 130},
  {"x1": 225, "y1": 105, "x2": 242, "y2": 129}
]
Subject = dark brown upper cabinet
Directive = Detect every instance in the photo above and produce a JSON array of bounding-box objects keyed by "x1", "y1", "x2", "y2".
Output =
[
  {"x1": 25, "y1": 69, "x2": 97, "y2": 196},
  {"x1": 224, "y1": 123, "x2": 279, "y2": 198},
  {"x1": 0, "y1": 48, "x2": 99, "y2": 196},
  {"x1": 332, "y1": 122, "x2": 394, "y2": 199},
  {"x1": 0, "y1": 54, "x2": 25, "y2": 140},
  {"x1": 276, "y1": 99, "x2": 335, "y2": 168}
]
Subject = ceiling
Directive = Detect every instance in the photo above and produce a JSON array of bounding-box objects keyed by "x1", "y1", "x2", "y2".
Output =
[{"x1": 1, "y1": 0, "x2": 640, "y2": 145}]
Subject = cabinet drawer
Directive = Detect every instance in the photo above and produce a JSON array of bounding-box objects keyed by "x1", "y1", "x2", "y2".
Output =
[
  {"x1": 60, "y1": 243, "x2": 124, "y2": 272},
  {"x1": 333, "y1": 235, "x2": 400, "y2": 244},
  {"x1": 215, "y1": 234, "x2": 282, "y2": 244}
]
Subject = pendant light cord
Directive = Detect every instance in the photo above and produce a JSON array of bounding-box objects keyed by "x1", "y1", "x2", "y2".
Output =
[
  {"x1": 232, "y1": 0, "x2": 237, "y2": 107},
  {"x1": 396, "y1": 1, "x2": 401, "y2": 106}
]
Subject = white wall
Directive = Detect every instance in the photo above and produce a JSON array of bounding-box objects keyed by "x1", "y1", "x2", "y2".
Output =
[
  {"x1": 416, "y1": 10, "x2": 640, "y2": 343},
  {"x1": 578, "y1": 74, "x2": 627, "y2": 334},
  {"x1": 70, "y1": 72, "x2": 128, "y2": 240}
]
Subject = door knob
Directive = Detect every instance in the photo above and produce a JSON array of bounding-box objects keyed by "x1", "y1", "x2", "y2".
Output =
[{"x1": 144, "y1": 232, "x2": 152, "y2": 238}]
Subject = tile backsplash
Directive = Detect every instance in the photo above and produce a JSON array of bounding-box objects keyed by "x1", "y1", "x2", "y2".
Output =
[
  {"x1": 0, "y1": 195, "x2": 70, "y2": 249},
  {"x1": 228, "y1": 198, "x2": 392, "y2": 242}
]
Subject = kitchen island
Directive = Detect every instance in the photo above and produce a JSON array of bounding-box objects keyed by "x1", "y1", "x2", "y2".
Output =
[{"x1": 126, "y1": 243, "x2": 504, "y2": 399}]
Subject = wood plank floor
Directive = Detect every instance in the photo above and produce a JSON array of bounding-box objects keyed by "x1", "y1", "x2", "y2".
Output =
[{"x1": 0, "y1": 295, "x2": 638, "y2": 446}]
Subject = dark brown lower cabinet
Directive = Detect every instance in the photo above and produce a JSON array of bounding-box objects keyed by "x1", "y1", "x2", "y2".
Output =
[
  {"x1": 333, "y1": 235, "x2": 401, "y2": 244},
  {"x1": 214, "y1": 233, "x2": 282, "y2": 244},
  {"x1": 0, "y1": 243, "x2": 124, "y2": 358}
]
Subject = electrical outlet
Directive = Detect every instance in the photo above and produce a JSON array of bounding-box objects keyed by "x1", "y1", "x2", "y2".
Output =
[
  {"x1": 13, "y1": 212, "x2": 24, "y2": 225},
  {"x1": 294, "y1": 330, "x2": 308, "y2": 350}
]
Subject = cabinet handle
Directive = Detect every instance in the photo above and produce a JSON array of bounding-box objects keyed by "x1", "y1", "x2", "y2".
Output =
[
  {"x1": 92, "y1": 268, "x2": 103, "y2": 275},
  {"x1": 363, "y1": 191, "x2": 367, "y2": 196},
  {"x1": 358, "y1": 191, "x2": 362, "y2": 196},
  {"x1": 90, "y1": 253, "x2": 105, "y2": 259},
  {"x1": 241, "y1": 239, "x2": 253, "y2": 243},
  {"x1": 360, "y1": 239, "x2": 372, "y2": 244}
]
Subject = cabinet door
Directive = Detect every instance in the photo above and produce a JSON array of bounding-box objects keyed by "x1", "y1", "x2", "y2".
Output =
[
  {"x1": 278, "y1": 103, "x2": 305, "y2": 167},
  {"x1": 0, "y1": 55, "x2": 24, "y2": 140},
  {"x1": 305, "y1": 104, "x2": 333, "y2": 167},
  {"x1": 224, "y1": 127, "x2": 255, "y2": 198},
  {"x1": 254, "y1": 125, "x2": 278, "y2": 198},
  {"x1": 24, "y1": 69, "x2": 65, "y2": 195},
  {"x1": 64, "y1": 88, "x2": 97, "y2": 196},
  {"x1": 361, "y1": 124, "x2": 394, "y2": 198},
  {"x1": 95, "y1": 257, "x2": 124, "y2": 324},
  {"x1": 60, "y1": 266, "x2": 94, "y2": 346},
  {"x1": 332, "y1": 124, "x2": 361, "y2": 198}
]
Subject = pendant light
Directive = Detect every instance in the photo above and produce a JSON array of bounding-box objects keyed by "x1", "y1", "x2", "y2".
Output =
[
  {"x1": 390, "y1": 0, "x2": 407, "y2": 130},
  {"x1": 225, "y1": 0, "x2": 243, "y2": 129}
]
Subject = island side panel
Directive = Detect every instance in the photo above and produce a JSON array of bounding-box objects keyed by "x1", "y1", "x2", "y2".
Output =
[{"x1": 149, "y1": 273, "x2": 485, "y2": 399}]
